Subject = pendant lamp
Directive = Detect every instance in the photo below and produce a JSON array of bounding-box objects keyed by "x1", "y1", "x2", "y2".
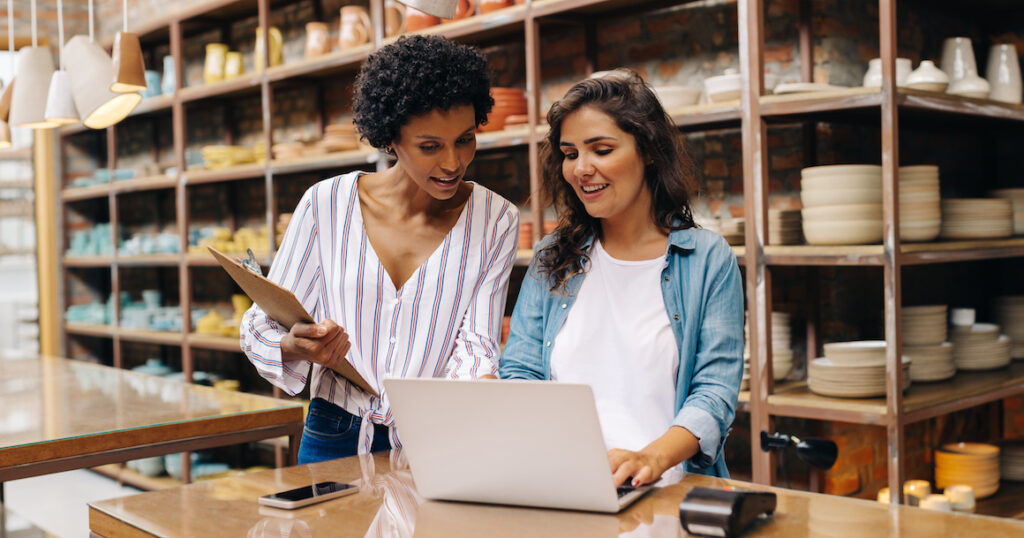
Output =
[
  {"x1": 396, "y1": 0, "x2": 458, "y2": 19},
  {"x1": 64, "y1": 0, "x2": 140, "y2": 129},
  {"x1": 9, "y1": 0, "x2": 56, "y2": 129},
  {"x1": 0, "y1": 3, "x2": 13, "y2": 148},
  {"x1": 110, "y1": 0, "x2": 145, "y2": 92},
  {"x1": 44, "y1": 0, "x2": 79, "y2": 125}
]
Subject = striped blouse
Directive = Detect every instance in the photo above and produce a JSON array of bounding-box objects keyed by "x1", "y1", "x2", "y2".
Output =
[{"x1": 241, "y1": 171, "x2": 519, "y2": 453}]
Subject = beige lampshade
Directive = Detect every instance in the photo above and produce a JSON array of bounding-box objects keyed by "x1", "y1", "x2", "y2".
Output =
[
  {"x1": 397, "y1": 0, "x2": 456, "y2": 18},
  {"x1": 0, "y1": 79, "x2": 13, "y2": 122},
  {"x1": 110, "y1": 31, "x2": 146, "y2": 93},
  {"x1": 44, "y1": 70, "x2": 79, "y2": 125},
  {"x1": 9, "y1": 46, "x2": 57, "y2": 129},
  {"x1": 0, "y1": 119, "x2": 11, "y2": 149},
  {"x1": 64, "y1": 35, "x2": 141, "y2": 129}
]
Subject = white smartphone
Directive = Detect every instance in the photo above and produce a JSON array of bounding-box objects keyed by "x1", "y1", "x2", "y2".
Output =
[{"x1": 258, "y1": 481, "x2": 359, "y2": 509}]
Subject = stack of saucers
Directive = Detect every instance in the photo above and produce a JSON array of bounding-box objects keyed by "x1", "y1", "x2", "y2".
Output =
[
  {"x1": 902, "y1": 305, "x2": 955, "y2": 381},
  {"x1": 935, "y1": 442, "x2": 1000, "y2": 498},
  {"x1": 721, "y1": 218, "x2": 745, "y2": 246},
  {"x1": 899, "y1": 165, "x2": 941, "y2": 242},
  {"x1": 742, "y1": 311, "x2": 794, "y2": 390},
  {"x1": 998, "y1": 441, "x2": 1024, "y2": 481},
  {"x1": 800, "y1": 165, "x2": 883, "y2": 245},
  {"x1": 808, "y1": 340, "x2": 911, "y2": 398},
  {"x1": 990, "y1": 188, "x2": 1024, "y2": 235},
  {"x1": 950, "y1": 323, "x2": 1012, "y2": 370},
  {"x1": 769, "y1": 209, "x2": 802, "y2": 245},
  {"x1": 940, "y1": 199, "x2": 1013, "y2": 239},
  {"x1": 994, "y1": 296, "x2": 1024, "y2": 359}
]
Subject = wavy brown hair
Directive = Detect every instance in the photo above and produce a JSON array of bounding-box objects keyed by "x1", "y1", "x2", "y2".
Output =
[{"x1": 537, "y1": 69, "x2": 698, "y2": 291}]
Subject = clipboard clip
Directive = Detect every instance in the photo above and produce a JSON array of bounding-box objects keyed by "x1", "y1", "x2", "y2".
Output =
[{"x1": 241, "y1": 248, "x2": 264, "y2": 276}]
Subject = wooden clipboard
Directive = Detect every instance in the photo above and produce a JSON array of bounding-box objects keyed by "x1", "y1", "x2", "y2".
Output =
[{"x1": 208, "y1": 246, "x2": 379, "y2": 398}]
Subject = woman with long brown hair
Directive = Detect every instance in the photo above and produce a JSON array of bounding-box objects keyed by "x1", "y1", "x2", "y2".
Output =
[{"x1": 500, "y1": 70, "x2": 742, "y2": 485}]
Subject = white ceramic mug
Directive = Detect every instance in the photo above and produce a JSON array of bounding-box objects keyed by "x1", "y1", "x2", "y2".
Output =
[
  {"x1": 986, "y1": 44, "x2": 1022, "y2": 104},
  {"x1": 950, "y1": 308, "x2": 976, "y2": 327},
  {"x1": 920, "y1": 494, "x2": 952, "y2": 512},
  {"x1": 944, "y1": 484, "x2": 976, "y2": 512}
]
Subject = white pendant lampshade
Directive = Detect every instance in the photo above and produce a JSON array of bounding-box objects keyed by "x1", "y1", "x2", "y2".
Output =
[
  {"x1": 44, "y1": 71, "x2": 79, "y2": 125},
  {"x1": 9, "y1": 47, "x2": 56, "y2": 129},
  {"x1": 64, "y1": 35, "x2": 141, "y2": 129},
  {"x1": 397, "y1": 0, "x2": 457, "y2": 18},
  {"x1": 0, "y1": 119, "x2": 11, "y2": 149}
]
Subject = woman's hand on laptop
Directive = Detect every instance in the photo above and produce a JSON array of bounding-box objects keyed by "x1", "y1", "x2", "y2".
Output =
[
  {"x1": 282, "y1": 320, "x2": 352, "y2": 372},
  {"x1": 608, "y1": 426, "x2": 701, "y2": 487}
]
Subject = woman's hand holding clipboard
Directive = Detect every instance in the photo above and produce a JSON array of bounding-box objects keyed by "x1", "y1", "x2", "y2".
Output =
[{"x1": 208, "y1": 246, "x2": 379, "y2": 398}]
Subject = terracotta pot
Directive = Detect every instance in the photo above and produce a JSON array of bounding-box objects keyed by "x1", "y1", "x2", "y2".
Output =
[
  {"x1": 480, "y1": 0, "x2": 513, "y2": 14},
  {"x1": 442, "y1": 0, "x2": 475, "y2": 22},
  {"x1": 518, "y1": 221, "x2": 533, "y2": 249},
  {"x1": 406, "y1": 7, "x2": 440, "y2": 32},
  {"x1": 340, "y1": 6, "x2": 372, "y2": 49},
  {"x1": 384, "y1": 0, "x2": 406, "y2": 37},
  {"x1": 305, "y1": 22, "x2": 331, "y2": 58}
]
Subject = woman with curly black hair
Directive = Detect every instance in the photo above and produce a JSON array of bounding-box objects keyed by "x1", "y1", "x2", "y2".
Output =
[
  {"x1": 242, "y1": 35, "x2": 519, "y2": 464},
  {"x1": 500, "y1": 70, "x2": 742, "y2": 484}
]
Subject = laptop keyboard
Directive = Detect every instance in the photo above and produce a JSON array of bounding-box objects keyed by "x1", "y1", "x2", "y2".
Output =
[{"x1": 617, "y1": 485, "x2": 636, "y2": 498}]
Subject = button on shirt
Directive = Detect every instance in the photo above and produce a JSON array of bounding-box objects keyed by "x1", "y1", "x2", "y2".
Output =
[{"x1": 242, "y1": 171, "x2": 519, "y2": 453}]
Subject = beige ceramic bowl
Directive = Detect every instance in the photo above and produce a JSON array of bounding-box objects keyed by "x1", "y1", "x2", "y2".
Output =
[
  {"x1": 802, "y1": 164, "x2": 882, "y2": 179},
  {"x1": 652, "y1": 85, "x2": 702, "y2": 108},
  {"x1": 823, "y1": 340, "x2": 887, "y2": 365},
  {"x1": 801, "y1": 188, "x2": 882, "y2": 207},
  {"x1": 802, "y1": 204, "x2": 882, "y2": 222},
  {"x1": 803, "y1": 219, "x2": 883, "y2": 245},
  {"x1": 802, "y1": 174, "x2": 882, "y2": 191}
]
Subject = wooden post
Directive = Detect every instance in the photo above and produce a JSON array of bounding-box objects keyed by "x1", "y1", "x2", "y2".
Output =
[{"x1": 33, "y1": 129, "x2": 60, "y2": 356}]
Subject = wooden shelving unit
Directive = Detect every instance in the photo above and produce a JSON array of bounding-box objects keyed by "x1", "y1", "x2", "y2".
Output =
[
  {"x1": 54, "y1": 0, "x2": 1024, "y2": 509},
  {"x1": 91, "y1": 464, "x2": 183, "y2": 491}
]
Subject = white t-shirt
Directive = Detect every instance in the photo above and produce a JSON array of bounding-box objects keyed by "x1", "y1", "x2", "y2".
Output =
[{"x1": 550, "y1": 240, "x2": 680, "y2": 453}]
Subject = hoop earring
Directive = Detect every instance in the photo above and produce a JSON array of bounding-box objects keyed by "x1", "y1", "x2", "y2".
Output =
[{"x1": 385, "y1": 145, "x2": 395, "y2": 155}]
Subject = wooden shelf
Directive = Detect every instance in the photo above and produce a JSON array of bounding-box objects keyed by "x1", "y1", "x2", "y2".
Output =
[
  {"x1": 116, "y1": 254, "x2": 181, "y2": 267},
  {"x1": 975, "y1": 480, "x2": 1024, "y2": 520},
  {"x1": 532, "y1": 0, "x2": 706, "y2": 18},
  {"x1": 183, "y1": 163, "x2": 267, "y2": 185},
  {"x1": 476, "y1": 125, "x2": 538, "y2": 150},
  {"x1": 66, "y1": 323, "x2": 115, "y2": 338},
  {"x1": 178, "y1": 74, "x2": 263, "y2": 104},
  {"x1": 668, "y1": 101, "x2": 742, "y2": 131},
  {"x1": 400, "y1": 4, "x2": 528, "y2": 43},
  {"x1": 188, "y1": 333, "x2": 242, "y2": 352},
  {"x1": 268, "y1": 150, "x2": 375, "y2": 176},
  {"x1": 128, "y1": 94, "x2": 175, "y2": 119},
  {"x1": 91, "y1": 464, "x2": 182, "y2": 492},
  {"x1": 63, "y1": 255, "x2": 115, "y2": 267},
  {"x1": 759, "y1": 238, "x2": 1024, "y2": 266},
  {"x1": 63, "y1": 183, "x2": 112, "y2": 202},
  {"x1": 0, "y1": 147, "x2": 31, "y2": 160},
  {"x1": 0, "y1": 180, "x2": 33, "y2": 189},
  {"x1": 110, "y1": 175, "x2": 178, "y2": 195},
  {"x1": 266, "y1": 45, "x2": 372, "y2": 82},
  {"x1": 118, "y1": 328, "x2": 184, "y2": 346},
  {"x1": 739, "y1": 362, "x2": 1024, "y2": 426},
  {"x1": 763, "y1": 244, "x2": 886, "y2": 266}
]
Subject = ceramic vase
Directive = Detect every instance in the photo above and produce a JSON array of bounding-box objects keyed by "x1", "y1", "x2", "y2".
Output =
[
  {"x1": 305, "y1": 22, "x2": 331, "y2": 58},
  {"x1": 203, "y1": 43, "x2": 228, "y2": 84},
  {"x1": 941, "y1": 37, "x2": 978, "y2": 83},
  {"x1": 906, "y1": 60, "x2": 949, "y2": 92},
  {"x1": 385, "y1": 0, "x2": 406, "y2": 37},
  {"x1": 986, "y1": 44, "x2": 1022, "y2": 104}
]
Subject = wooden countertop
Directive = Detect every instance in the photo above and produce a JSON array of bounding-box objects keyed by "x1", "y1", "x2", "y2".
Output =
[{"x1": 89, "y1": 451, "x2": 1024, "y2": 537}]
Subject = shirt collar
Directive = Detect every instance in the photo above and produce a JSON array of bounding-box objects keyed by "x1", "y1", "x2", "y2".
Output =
[{"x1": 581, "y1": 225, "x2": 697, "y2": 252}]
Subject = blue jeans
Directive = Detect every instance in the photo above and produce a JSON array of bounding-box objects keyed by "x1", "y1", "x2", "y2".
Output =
[{"x1": 297, "y1": 398, "x2": 392, "y2": 464}]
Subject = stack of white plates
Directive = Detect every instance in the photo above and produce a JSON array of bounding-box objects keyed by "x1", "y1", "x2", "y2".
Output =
[
  {"x1": 800, "y1": 165, "x2": 883, "y2": 245},
  {"x1": 902, "y1": 304, "x2": 948, "y2": 345},
  {"x1": 940, "y1": 199, "x2": 1013, "y2": 239},
  {"x1": 721, "y1": 218, "x2": 745, "y2": 246},
  {"x1": 950, "y1": 323, "x2": 1012, "y2": 370},
  {"x1": 935, "y1": 442, "x2": 1000, "y2": 498},
  {"x1": 769, "y1": 209, "x2": 802, "y2": 245},
  {"x1": 990, "y1": 188, "x2": 1024, "y2": 235},
  {"x1": 742, "y1": 312, "x2": 793, "y2": 389},
  {"x1": 999, "y1": 441, "x2": 1024, "y2": 481},
  {"x1": 904, "y1": 342, "x2": 955, "y2": 382},
  {"x1": 808, "y1": 340, "x2": 911, "y2": 398},
  {"x1": 899, "y1": 165, "x2": 941, "y2": 242},
  {"x1": 994, "y1": 296, "x2": 1024, "y2": 359}
]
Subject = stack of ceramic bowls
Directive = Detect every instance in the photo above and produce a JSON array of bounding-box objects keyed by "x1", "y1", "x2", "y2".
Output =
[
  {"x1": 940, "y1": 199, "x2": 1013, "y2": 239},
  {"x1": 898, "y1": 165, "x2": 942, "y2": 242},
  {"x1": 481, "y1": 88, "x2": 527, "y2": 132},
  {"x1": 999, "y1": 441, "x2": 1024, "y2": 481},
  {"x1": 800, "y1": 165, "x2": 883, "y2": 245},
  {"x1": 742, "y1": 311, "x2": 793, "y2": 389},
  {"x1": 769, "y1": 209, "x2": 802, "y2": 245},
  {"x1": 935, "y1": 442, "x2": 1000, "y2": 498},
  {"x1": 720, "y1": 218, "x2": 744, "y2": 246},
  {"x1": 950, "y1": 323, "x2": 1011, "y2": 370},
  {"x1": 990, "y1": 188, "x2": 1024, "y2": 235},
  {"x1": 994, "y1": 296, "x2": 1024, "y2": 359},
  {"x1": 808, "y1": 340, "x2": 911, "y2": 398},
  {"x1": 902, "y1": 305, "x2": 955, "y2": 381}
]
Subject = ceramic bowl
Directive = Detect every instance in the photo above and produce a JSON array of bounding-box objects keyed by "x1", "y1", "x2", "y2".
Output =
[
  {"x1": 803, "y1": 219, "x2": 883, "y2": 245},
  {"x1": 704, "y1": 69, "x2": 742, "y2": 102},
  {"x1": 652, "y1": 85, "x2": 702, "y2": 108},
  {"x1": 948, "y1": 75, "x2": 991, "y2": 98},
  {"x1": 823, "y1": 340, "x2": 887, "y2": 365},
  {"x1": 802, "y1": 204, "x2": 882, "y2": 222},
  {"x1": 801, "y1": 188, "x2": 882, "y2": 208},
  {"x1": 801, "y1": 174, "x2": 882, "y2": 191},
  {"x1": 802, "y1": 164, "x2": 882, "y2": 179}
]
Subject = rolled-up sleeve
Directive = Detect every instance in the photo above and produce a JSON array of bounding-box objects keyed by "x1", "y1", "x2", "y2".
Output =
[
  {"x1": 675, "y1": 238, "x2": 744, "y2": 468},
  {"x1": 447, "y1": 206, "x2": 519, "y2": 379},
  {"x1": 499, "y1": 249, "x2": 552, "y2": 381},
  {"x1": 240, "y1": 187, "x2": 321, "y2": 395}
]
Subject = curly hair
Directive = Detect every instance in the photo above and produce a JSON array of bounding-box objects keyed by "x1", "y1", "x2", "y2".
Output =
[
  {"x1": 537, "y1": 69, "x2": 699, "y2": 292},
  {"x1": 353, "y1": 35, "x2": 494, "y2": 149}
]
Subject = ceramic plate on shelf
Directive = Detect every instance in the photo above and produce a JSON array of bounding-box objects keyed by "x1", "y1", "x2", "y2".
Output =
[{"x1": 773, "y1": 82, "x2": 847, "y2": 95}]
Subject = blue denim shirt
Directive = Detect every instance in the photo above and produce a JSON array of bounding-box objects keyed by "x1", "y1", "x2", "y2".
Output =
[{"x1": 499, "y1": 227, "x2": 743, "y2": 478}]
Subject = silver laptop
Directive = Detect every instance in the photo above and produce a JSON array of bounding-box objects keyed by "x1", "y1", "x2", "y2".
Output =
[{"x1": 383, "y1": 378, "x2": 652, "y2": 513}]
